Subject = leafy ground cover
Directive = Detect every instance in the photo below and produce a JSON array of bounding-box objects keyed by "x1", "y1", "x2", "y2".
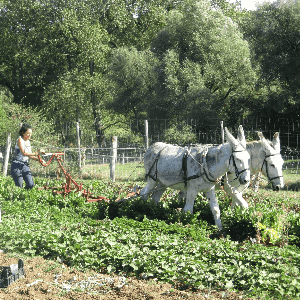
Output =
[{"x1": 0, "y1": 175, "x2": 299, "y2": 299}]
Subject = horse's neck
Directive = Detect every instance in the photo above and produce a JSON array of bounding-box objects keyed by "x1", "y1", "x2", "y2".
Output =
[
  {"x1": 206, "y1": 143, "x2": 231, "y2": 177},
  {"x1": 248, "y1": 142, "x2": 265, "y2": 174}
]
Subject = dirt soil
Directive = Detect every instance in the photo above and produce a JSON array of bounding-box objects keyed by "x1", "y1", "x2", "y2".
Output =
[{"x1": 0, "y1": 252, "x2": 252, "y2": 300}]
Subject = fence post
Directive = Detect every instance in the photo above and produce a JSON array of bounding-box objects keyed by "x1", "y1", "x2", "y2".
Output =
[
  {"x1": 3, "y1": 133, "x2": 11, "y2": 176},
  {"x1": 144, "y1": 119, "x2": 149, "y2": 149},
  {"x1": 110, "y1": 136, "x2": 117, "y2": 182},
  {"x1": 220, "y1": 121, "x2": 224, "y2": 144},
  {"x1": 76, "y1": 122, "x2": 82, "y2": 173}
]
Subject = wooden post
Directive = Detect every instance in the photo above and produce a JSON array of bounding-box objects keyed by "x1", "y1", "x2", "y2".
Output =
[
  {"x1": 76, "y1": 122, "x2": 81, "y2": 172},
  {"x1": 220, "y1": 121, "x2": 224, "y2": 144},
  {"x1": 110, "y1": 136, "x2": 117, "y2": 182},
  {"x1": 3, "y1": 133, "x2": 11, "y2": 177},
  {"x1": 144, "y1": 119, "x2": 149, "y2": 149}
]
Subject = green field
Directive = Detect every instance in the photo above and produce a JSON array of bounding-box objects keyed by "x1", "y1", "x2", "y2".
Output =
[{"x1": 0, "y1": 173, "x2": 300, "y2": 299}]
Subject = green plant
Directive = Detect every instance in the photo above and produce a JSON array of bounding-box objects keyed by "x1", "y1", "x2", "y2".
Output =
[
  {"x1": 0, "y1": 176, "x2": 300, "y2": 299},
  {"x1": 163, "y1": 121, "x2": 196, "y2": 145}
]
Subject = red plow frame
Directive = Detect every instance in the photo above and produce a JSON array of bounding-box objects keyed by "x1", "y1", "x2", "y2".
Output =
[{"x1": 37, "y1": 152, "x2": 138, "y2": 202}]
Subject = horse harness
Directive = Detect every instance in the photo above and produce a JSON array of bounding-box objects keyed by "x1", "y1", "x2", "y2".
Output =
[
  {"x1": 182, "y1": 149, "x2": 215, "y2": 186},
  {"x1": 146, "y1": 146, "x2": 249, "y2": 187},
  {"x1": 261, "y1": 153, "x2": 283, "y2": 182},
  {"x1": 145, "y1": 145, "x2": 168, "y2": 182}
]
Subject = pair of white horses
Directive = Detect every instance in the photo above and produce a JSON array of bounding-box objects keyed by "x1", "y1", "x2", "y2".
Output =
[{"x1": 140, "y1": 126, "x2": 284, "y2": 230}]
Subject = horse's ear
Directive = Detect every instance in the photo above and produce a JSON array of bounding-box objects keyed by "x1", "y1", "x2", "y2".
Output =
[
  {"x1": 258, "y1": 131, "x2": 274, "y2": 153},
  {"x1": 225, "y1": 127, "x2": 238, "y2": 147},
  {"x1": 257, "y1": 131, "x2": 264, "y2": 141},
  {"x1": 272, "y1": 132, "x2": 280, "y2": 152},
  {"x1": 237, "y1": 125, "x2": 246, "y2": 149}
]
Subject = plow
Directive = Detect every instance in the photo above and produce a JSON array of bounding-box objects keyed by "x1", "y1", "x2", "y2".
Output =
[{"x1": 37, "y1": 152, "x2": 140, "y2": 203}]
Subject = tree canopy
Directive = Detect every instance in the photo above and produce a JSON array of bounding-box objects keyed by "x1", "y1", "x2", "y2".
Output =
[
  {"x1": 0, "y1": 0, "x2": 300, "y2": 140},
  {"x1": 147, "y1": 0, "x2": 255, "y2": 122},
  {"x1": 238, "y1": 0, "x2": 300, "y2": 120},
  {"x1": 0, "y1": 0, "x2": 109, "y2": 106}
]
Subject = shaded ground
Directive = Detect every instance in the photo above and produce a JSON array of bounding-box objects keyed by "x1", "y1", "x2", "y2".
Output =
[{"x1": 0, "y1": 252, "x2": 250, "y2": 300}]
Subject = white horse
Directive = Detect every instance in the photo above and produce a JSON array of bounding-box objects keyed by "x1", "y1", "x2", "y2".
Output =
[
  {"x1": 140, "y1": 126, "x2": 251, "y2": 230},
  {"x1": 222, "y1": 131, "x2": 284, "y2": 208}
]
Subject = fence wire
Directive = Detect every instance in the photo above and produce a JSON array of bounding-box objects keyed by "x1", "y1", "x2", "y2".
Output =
[{"x1": 1, "y1": 117, "x2": 300, "y2": 181}]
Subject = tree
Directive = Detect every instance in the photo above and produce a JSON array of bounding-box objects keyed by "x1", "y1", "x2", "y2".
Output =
[
  {"x1": 0, "y1": 93, "x2": 55, "y2": 147},
  {"x1": 242, "y1": 1, "x2": 300, "y2": 119},
  {"x1": 0, "y1": 0, "x2": 109, "y2": 106},
  {"x1": 93, "y1": 0, "x2": 179, "y2": 50},
  {"x1": 150, "y1": 0, "x2": 256, "y2": 124},
  {"x1": 107, "y1": 47, "x2": 158, "y2": 120}
]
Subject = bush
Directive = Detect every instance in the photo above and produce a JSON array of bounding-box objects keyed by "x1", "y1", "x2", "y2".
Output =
[
  {"x1": 163, "y1": 121, "x2": 196, "y2": 145},
  {"x1": 0, "y1": 100, "x2": 55, "y2": 148}
]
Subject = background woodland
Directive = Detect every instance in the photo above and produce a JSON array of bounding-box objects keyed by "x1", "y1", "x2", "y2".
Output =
[{"x1": 0, "y1": 0, "x2": 299, "y2": 146}]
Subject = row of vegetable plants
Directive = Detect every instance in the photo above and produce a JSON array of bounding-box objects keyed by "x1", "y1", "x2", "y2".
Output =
[{"x1": 0, "y1": 176, "x2": 299, "y2": 299}]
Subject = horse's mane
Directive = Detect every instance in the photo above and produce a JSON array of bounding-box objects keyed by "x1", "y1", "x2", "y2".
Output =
[{"x1": 246, "y1": 139, "x2": 273, "y2": 152}]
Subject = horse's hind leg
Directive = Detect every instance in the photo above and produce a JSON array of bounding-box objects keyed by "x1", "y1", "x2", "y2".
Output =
[
  {"x1": 205, "y1": 187, "x2": 222, "y2": 230},
  {"x1": 151, "y1": 182, "x2": 166, "y2": 205},
  {"x1": 140, "y1": 179, "x2": 157, "y2": 200},
  {"x1": 178, "y1": 191, "x2": 186, "y2": 201}
]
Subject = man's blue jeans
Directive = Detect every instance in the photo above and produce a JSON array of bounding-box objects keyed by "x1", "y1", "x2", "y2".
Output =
[{"x1": 10, "y1": 160, "x2": 35, "y2": 189}]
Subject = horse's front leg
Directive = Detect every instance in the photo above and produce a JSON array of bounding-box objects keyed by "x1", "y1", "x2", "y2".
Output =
[
  {"x1": 205, "y1": 187, "x2": 223, "y2": 231},
  {"x1": 183, "y1": 187, "x2": 198, "y2": 213},
  {"x1": 230, "y1": 192, "x2": 249, "y2": 209},
  {"x1": 252, "y1": 172, "x2": 260, "y2": 192}
]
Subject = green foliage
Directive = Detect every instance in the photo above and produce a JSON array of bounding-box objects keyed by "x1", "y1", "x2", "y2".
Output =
[
  {"x1": 162, "y1": 121, "x2": 197, "y2": 145},
  {"x1": 0, "y1": 176, "x2": 300, "y2": 298},
  {"x1": 242, "y1": 1, "x2": 300, "y2": 119},
  {"x1": 0, "y1": 100, "x2": 55, "y2": 147},
  {"x1": 96, "y1": 0, "x2": 172, "y2": 50},
  {"x1": 107, "y1": 47, "x2": 158, "y2": 119},
  {"x1": 150, "y1": 0, "x2": 256, "y2": 122},
  {"x1": 0, "y1": 91, "x2": 11, "y2": 135},
  {"x1": 222, "y1": 206, "x2": 258, "y2": 242},
  {"x1": 287, "y1": 213, "x2": 300, "y2": 246},
  {"x1": 0, "y1": 0, "x2": 109, "y2": 107}
]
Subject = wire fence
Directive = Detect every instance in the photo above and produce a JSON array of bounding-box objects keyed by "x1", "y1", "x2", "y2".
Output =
[{"x1": 1, "y1": 117, "x2": 300, "y2": 182}]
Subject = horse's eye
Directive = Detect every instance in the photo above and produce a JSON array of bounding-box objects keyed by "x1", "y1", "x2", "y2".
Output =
[{"x1": 271, "y1": 164, "x2": 275, "y2": 168}]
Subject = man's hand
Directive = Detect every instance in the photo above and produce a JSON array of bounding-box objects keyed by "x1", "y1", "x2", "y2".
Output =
[{"x1": 38, "y1": 149, "x2": 46, "y2": 155}]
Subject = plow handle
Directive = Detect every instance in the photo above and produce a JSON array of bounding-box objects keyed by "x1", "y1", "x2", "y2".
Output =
[{"x1": 38, "y1": 152, "x2": 65, "y2": 167}]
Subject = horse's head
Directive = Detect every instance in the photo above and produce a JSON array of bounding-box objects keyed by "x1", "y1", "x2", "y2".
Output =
[
  {"x1": 225, "y1": 125, "x2": 251, "y2": 185},
  {"x1": 257, "y1": 132, "x2": 284, "y2": 191}
]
